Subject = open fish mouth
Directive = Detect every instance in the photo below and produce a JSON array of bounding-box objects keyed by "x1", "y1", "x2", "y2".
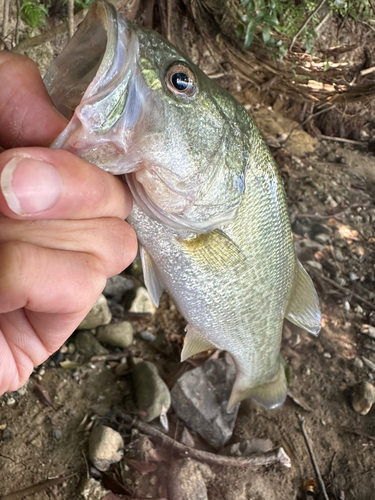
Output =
[{"x1": 45, "y1": 0, "x2": 145, "y2": 174}]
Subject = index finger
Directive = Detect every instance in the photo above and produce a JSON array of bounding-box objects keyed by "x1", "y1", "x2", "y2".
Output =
[{"x1": 0, "y1": 53, "x2": 68, "y2": 148}]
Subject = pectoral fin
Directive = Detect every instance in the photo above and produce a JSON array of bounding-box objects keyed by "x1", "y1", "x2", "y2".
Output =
[
  {"x1": 227, "y1": 361, "x2": 287, "y2": 412},
  {"x1": 181, "y1": 324, "x2": 216, "y2": 362},
  {"x1": 285, "y1": 260, "x2": 321, "y2": 336},
  {"x1": 140, "y1": 245, "x2": 163, "y2": 307},
  {"x1": 179, "y1": 229, "x2": 247, "y2": 271}
]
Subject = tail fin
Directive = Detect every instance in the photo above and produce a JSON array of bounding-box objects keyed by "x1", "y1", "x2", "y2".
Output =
[{"x1": 227, "y1": 361, "x2": 287, "y2": 412}]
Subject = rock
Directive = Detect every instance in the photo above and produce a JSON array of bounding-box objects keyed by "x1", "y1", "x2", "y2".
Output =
[
  {"x1": 97, "y1": 322, "x2": 134, "y2": 349},
  {"x1": 77, "y1": 294, "x2": 112, "y2": 330},
  {"x1": 75, "y1": 330, "x2": 108, "y2": 357},
  {"x1": 1, "y1": 428, "x2": 13, "y2": 442},
  {"x1": 305, "y1": 260, "x2": 323, "y2": 271},
  {"x1": 168, "y1": 459, "x2": 213, "y2": 500},
  {"x1": 349, "y1": 272, "x2": 359, "y2": 281},
  {"x1": 180, "y1": 427, "x2": 195, "y2": 448},
  {"x1": 132, "y1": 361, "x2": 171, "y2": 424},
  {"x1": 352, "y1": 381, "x2": 375, "y2": 415},
  {"x1": 353, "y1": 358, "x2": 364, "y2": 369},
  {"x1": 361, "y1": 324, "x2": 375, "y2": 339},
  {"x1": 334, "y1": 247, "x2": 345, "y2": 262},
  {"x1": 224, "y1": 438, "x2": 273, "y2": 456},
  {"x1": 313, "y1": 233, "x2": 330, "y2": 245},
  {"x1": 79, "y1": 477, "x2": 110, "y2": 500},
  {"x1": 89, "y1": 425, "x2": 124, "y2": 471},
  {"x1": 362, "y1": 356, "x2": 375, "y2": 372},
  {"x1": 129, "y1": 287, "x2": 156, "y2": 314},
  {"x1": 139, "y1": 330, "x2": 157, "y2": 342},
  {"x1": 103, "y1": 275, "x2": 134, "y2": 299},
  {"x1": 171, "y1": 358, "x2": 239, "y2": 449}
]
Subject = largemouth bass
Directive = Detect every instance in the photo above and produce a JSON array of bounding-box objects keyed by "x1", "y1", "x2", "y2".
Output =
[{"x1": 45, "y1": 0, "x2": 321, "y2": 410}]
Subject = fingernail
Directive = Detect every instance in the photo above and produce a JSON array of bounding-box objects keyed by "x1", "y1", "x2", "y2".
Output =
[{"x1": 0, "y1": 156, "x2": 61, "y2": 215}]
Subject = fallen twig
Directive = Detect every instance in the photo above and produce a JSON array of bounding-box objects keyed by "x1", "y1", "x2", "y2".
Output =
[
  {"x1": 320, "y1": 135, "x2": 367, "y2": 147},
  {"x1": 340, "y1": 426, "x2": 375, "y2": 443},
  {"x1": 68, "y1": 0, "x2": 75, "y2": 39},
  {"x1": 295, "y1": 203, "x2": 370, "y2": 221},
  {"x1": 0, "y1": 474, "x2": 75, "y2": 500},
  {"x1": 297, "y1": 413, "x2": 329, "y2": 500},
  {"x1": 118, "y1": 412, "x2": 291, "y2": 468},
  {"x1": 306, "y1": 267, "x2": 375, "y2": 310},
  {"x1": 289, "y1": 0, "x2": 327, "y2": 52}
]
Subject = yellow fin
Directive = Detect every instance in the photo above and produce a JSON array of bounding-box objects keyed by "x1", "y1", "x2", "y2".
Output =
[
  {"x1": 285, "y1": 260, "x2": 321, "y2": 336},
  {"x1": 181, "y1": 324, "x2": 216, "y2": 362},
  {"x1": 140, "y1": 245, "x2": 163, "y2": 307},
  {"x1": 179, "y1": 229, "x2": 246, "y2": 271},
  {"x1": 227, "y1": 362, "x2": 287, "y2": 412}
]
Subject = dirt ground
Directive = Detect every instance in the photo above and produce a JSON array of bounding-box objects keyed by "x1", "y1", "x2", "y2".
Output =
[{"x1": 1, "y1": 6, "x2": 375, "y2": 500}]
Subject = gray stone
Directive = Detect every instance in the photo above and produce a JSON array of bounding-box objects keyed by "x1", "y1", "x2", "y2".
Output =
[
  {"x1": 89, "y1": 425, "x2": 124, "y2": 471},
  {"x1": 171, "y1": 358, "x2": 239, "y2": 449},
  {"x1": 77, "y1": 294, "x2": 112, "y2": 330},
  {"x1": 129, "y1": 287, "x2": 156, "y2": 314},
  {"x1": 97, "y1": 322, "x2": 134, "y2": 348},
  {"x1": 352, "y1": 381, "x2": 375, "y2": 415},
  {"x1": 75, "y1": 330, "x2": 108, "y2": 356},
  {"x1": 313, "y1": 233, "x2": 330, "y2": 245},
  {"x1": 132, "y1": 361, "x2": 171, "y2": 423},
  {"x1": 103, "y1": 275, "x2": 134, "y2": 299},
  {"x1": 362, "y1": 324, "x2": 375, "y2": 338},
  {"x1": 224, "y1": 438, "x2": 274, "y2": 457},
  {"x1": 305, "y1": 260, "x2": 323, "y2": 271},
  {"x1": 168, "y1": 459, "x2": 213, "y2": 500}
]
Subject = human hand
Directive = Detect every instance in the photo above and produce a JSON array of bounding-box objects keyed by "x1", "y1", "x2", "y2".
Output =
[{"x1": 0, "y1": 53, "x2": 137, "y2": 395}]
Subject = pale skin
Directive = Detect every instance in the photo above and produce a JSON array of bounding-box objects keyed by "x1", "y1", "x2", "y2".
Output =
[{"x1": 0, "y1": 53, "x2": 137, "y2": 395}]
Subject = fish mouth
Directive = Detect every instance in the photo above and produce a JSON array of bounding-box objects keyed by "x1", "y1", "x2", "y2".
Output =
[{"x1": 45, "y1": 0, "x2": 146, "y2": 175}]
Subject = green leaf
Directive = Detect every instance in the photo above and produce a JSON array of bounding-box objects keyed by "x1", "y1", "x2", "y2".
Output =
[
  {"x1": 262, "y1": 24, "x2": 271, "y2": 43},
  {"x1": 236, "y1": 23, "x2": 245, "y2": 38},
  {"x1": 244, "y1": 20, "x2": 255, "y2": 48}
]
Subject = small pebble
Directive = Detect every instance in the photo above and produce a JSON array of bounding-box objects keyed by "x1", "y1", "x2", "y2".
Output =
[
  {"x1": 103, "y1": 275, "x2": 134, "y2": 299},
  {"x1": 6, "y1": 397, "x2": 16, "y2": 406},
  {"x1": 354, "y1": 358, "x2": 364, "y2": 369},
  {"x1": 1, "y1": 428, "x2": 13, "y2": 442},
  {"x1": 343, "y1": 300, "x2": 350, "y2": 312},
  {"x1": 79, "y1": 478, "x2": 110, "y2": 500},
  {"x1": 361, "y1": 324, "x2": 375, "y2": 339},
  {"x1": 362, "y1": 356, "x2": 375, "y2": 372},
  {"x1": 352, "y1": 381, "x2": 375, "y2": 415},
  {"x1": 305, "y1": 260, "x2": 323, "y2": 271},
  {"x1": 349, "y1": 272, "x2": 359, "y2": 281},
  {"x1": 89, "y1": 425, "x2": 124, "y2": 471},
  {"x1": 75, "y1": 330, "x2": 108, "y2": 357},
  {"x1": 323, "y1": 352, "x2": 332, "y2": 359},
  {"x1": 53, "y1": 429, "x2": 62, "y2": 440},
  {"x1": 140, "y1": 330, "x2": 157, "y2": 342},
  {"x1": 77, "y1": 294, "x2": 112, "y2": 330},
  {"x1": 313, "y1": 233, "x2": 330, "y2": 245},
  {"x1": 97, "y1": 322, "x2": 134, "y2": 349},
  {"x1": 355, "y1": 305, "x2": 363, "y2": 314},
  {"x1": 129, "y1": 287, "x2": 156, "y2": 314}
]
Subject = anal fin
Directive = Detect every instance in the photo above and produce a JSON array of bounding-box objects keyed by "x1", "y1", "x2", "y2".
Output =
[
  {"x1": 140, "y1": 245, "x2": 163, "y2": 307},
  {"x1": 285, "y1": 260, "x2": 321, "y2": 336},
  {"x1": 181, "y1": 324, "x2": 216, "y2": 362}
]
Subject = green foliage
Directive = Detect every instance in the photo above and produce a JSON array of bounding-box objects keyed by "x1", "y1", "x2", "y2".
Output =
[
  {"x1": 64, "y1": 0, "x2": 95, "y2": 11},
  {"x1": 21, "y1": 0, "x2": 49, "y2": 29},
  {"x1": 236, "y1": 0, "x2": 373, "y2": 56}
]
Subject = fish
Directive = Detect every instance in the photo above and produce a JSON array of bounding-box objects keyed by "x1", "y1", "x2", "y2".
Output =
[{"x1": 45, "y1": 0, "x2": 321, "y2": 410}]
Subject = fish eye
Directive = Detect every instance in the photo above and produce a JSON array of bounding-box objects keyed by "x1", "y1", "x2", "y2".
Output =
[{"x1": 165, "y1": 63, "x2": 197, "y2": 98}]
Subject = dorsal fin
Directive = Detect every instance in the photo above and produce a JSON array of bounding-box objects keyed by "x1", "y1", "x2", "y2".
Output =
[
  {"x1": 285, "y1": 260, "x2": 321, "y2": 336},
  {"x1": 140, "y1": 245, "x2": 164, "y2": 307},
  {"x1": 181, "y1": 324, "x2": 216, "y2": 362}
]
